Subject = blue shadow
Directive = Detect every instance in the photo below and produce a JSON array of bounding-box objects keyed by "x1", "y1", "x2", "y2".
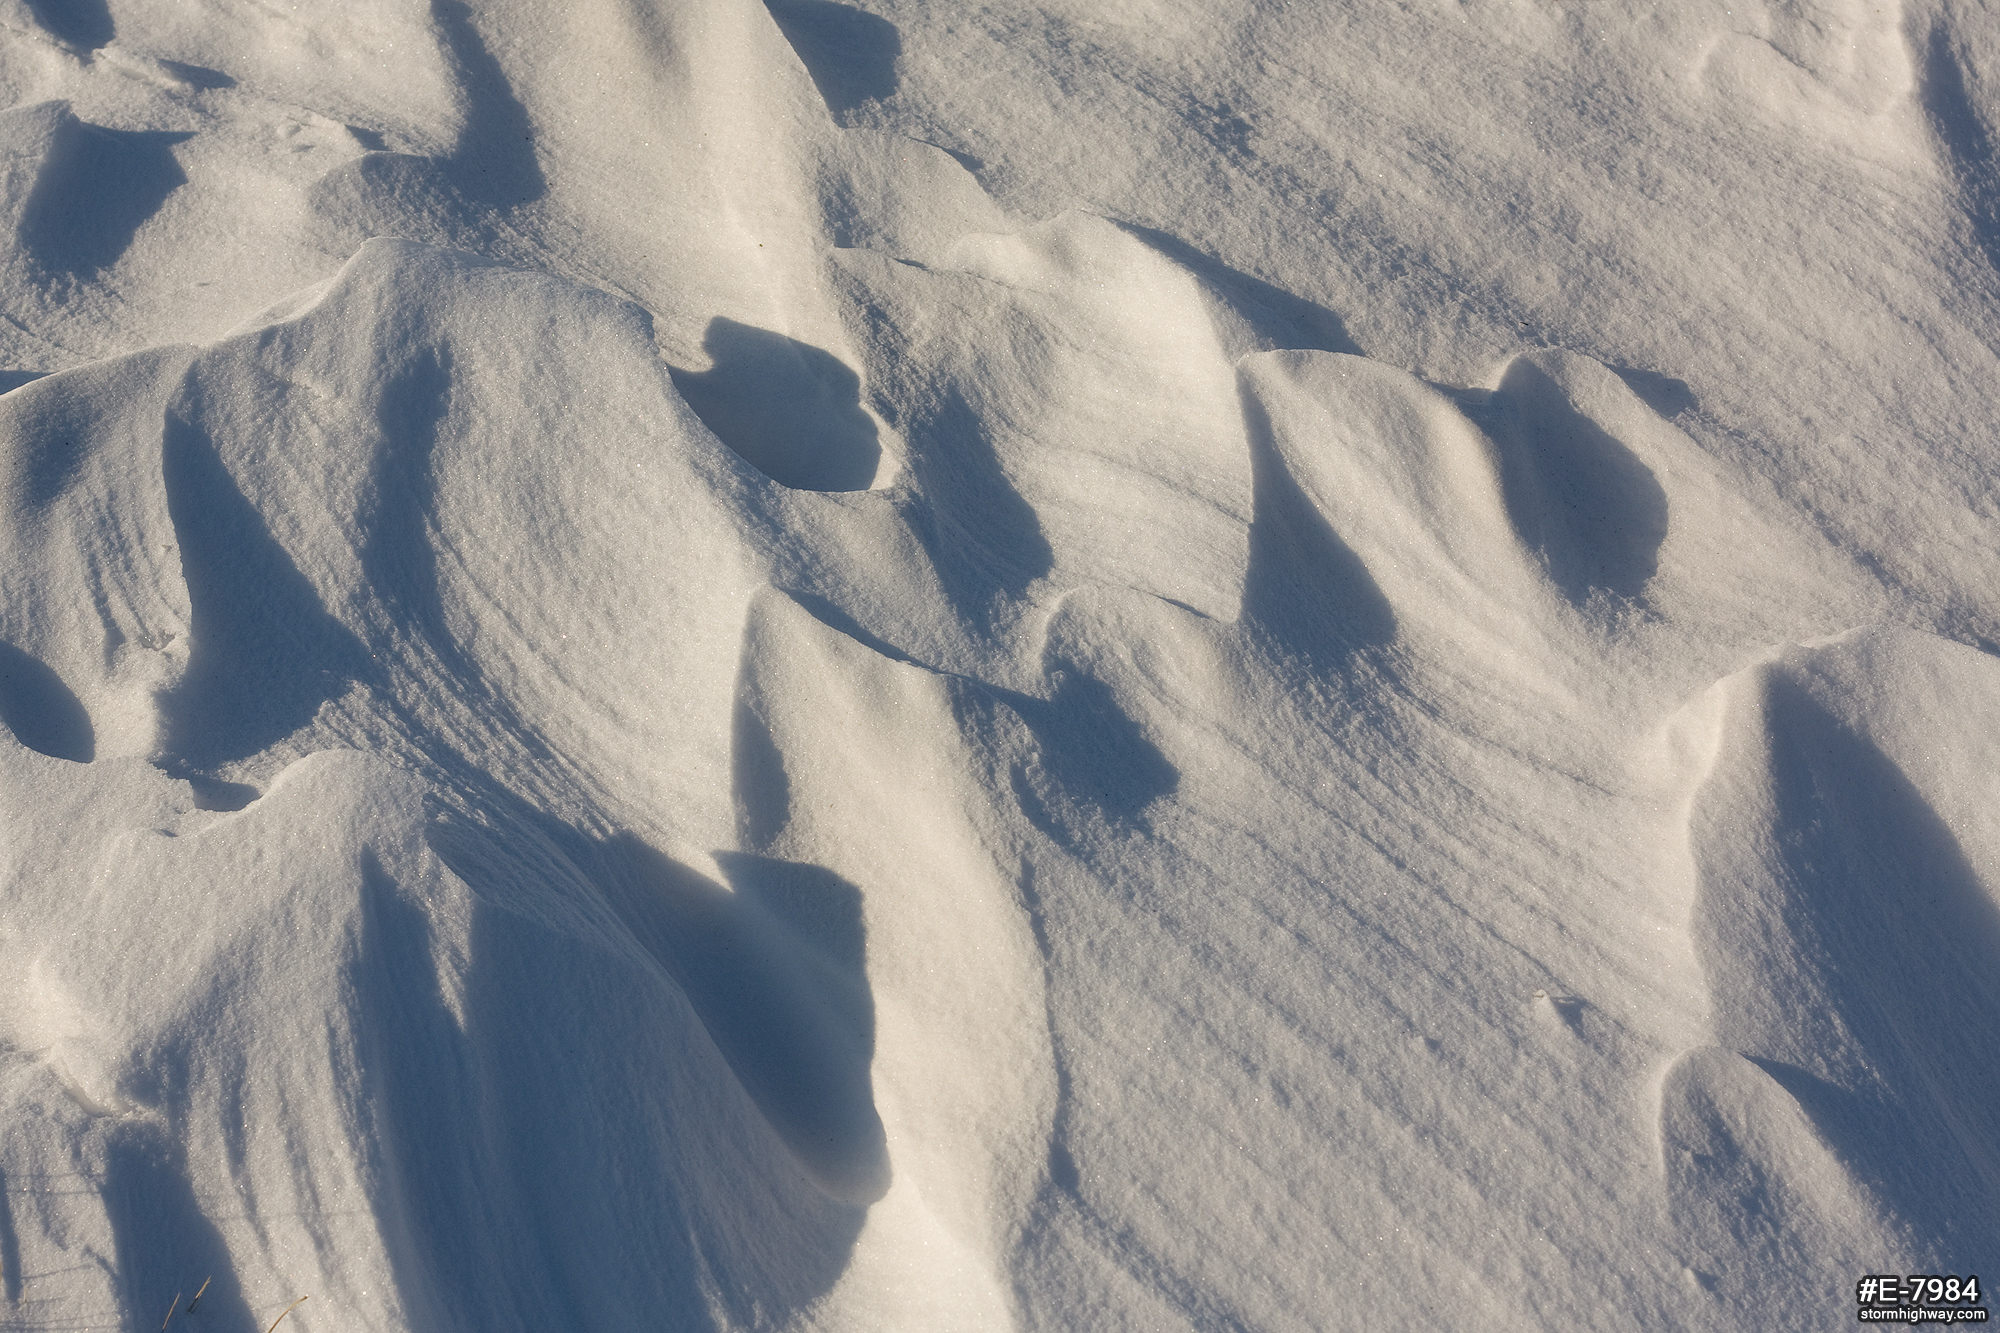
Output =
[
  {"x1": 765, "y1": 0, "x2": 900, "y2": 120},
  {"x1": 100, "y1": 1126, "x2": 257, "y2": 1333},
  {"x1": 1237, "y1": 379, "x2": 1396, "y2": 668},
  {"x1": 1486, "y1": 358, "x2": 1669, "y2": 606},
  {"x1": 1920, "y1": 25, "x2": 2000, "y2": 275},
  {"x1": 19, "y1": 122, "x2": 190, "y2": 275},
  {"x1": 24, "y1": 0, "x2": 110, "y2": 48},
  {"x1": 158, "y1": 407, "x2": 373, "y2": 770},
  {"x1": 0, "y1": 638, "x2": 92, "y2": 761},
  {"x1": 670, "y1": 318, "x2": 882, "y2": 491}
]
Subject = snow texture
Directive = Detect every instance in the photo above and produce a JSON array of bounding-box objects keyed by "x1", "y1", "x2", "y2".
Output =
[{"x1": 0, "y1": 1, "x2": 1996, "y2": 1330}]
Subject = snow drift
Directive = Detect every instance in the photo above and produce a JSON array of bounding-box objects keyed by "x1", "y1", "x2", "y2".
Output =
[{"x1": 0, "y1": 0, "x2": 1997, "y2": 1330}]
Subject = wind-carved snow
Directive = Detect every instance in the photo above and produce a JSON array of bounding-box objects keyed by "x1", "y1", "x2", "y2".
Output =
[
  {"x1": 0, "y1": 1, "x2": 1996, "y2": 1331},
  {"x1": 1658, "y1": 629, "x2": 2000, "y2": 1318}
]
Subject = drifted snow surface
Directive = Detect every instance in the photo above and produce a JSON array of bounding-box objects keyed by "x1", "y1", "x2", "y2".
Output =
[{"x1": 0, "y1": 1, "x2": 1997, "y2": 1330}]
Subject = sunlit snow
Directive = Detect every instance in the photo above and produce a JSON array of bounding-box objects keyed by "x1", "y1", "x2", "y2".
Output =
[{"x1": 0, "y1": 1, "x2": 1996, "y2": 1330}]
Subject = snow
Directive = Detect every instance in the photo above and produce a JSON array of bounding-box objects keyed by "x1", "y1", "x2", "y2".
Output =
[{"x1": 0, "y1": 1, "x2": 1996, "y2": 1330}]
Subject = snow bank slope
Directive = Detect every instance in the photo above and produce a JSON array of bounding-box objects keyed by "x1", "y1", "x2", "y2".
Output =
[
  {"x1": 0, "y1": 243, "x2": 873, "y2": 1332},
  {"x1": 0, "y1": 1, "x2": 1997, "y2": 1331},
  {"x1": 1668, "y1": 629, "x2": 2000, "y2": 1304},
  {"x1": 0, "y1": 227, "x2": 1081, "y2": 1331}
]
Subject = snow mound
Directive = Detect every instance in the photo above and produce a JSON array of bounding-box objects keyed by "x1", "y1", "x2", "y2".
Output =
[{"x1": 1667, "y1": 629, "x2": 2000, "y2": 1314}]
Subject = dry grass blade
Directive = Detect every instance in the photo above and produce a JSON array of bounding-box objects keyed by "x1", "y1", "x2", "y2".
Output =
[
  {"x1": 265, "y1": 1295, "x2": 307, "y2": 1333},
  {"x1": 187, "y1": 1276, "x2": 212, "y2": 1313},
  {"x1": 160, "y1": 1291, "x2": 181, "y2": 1330}
]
